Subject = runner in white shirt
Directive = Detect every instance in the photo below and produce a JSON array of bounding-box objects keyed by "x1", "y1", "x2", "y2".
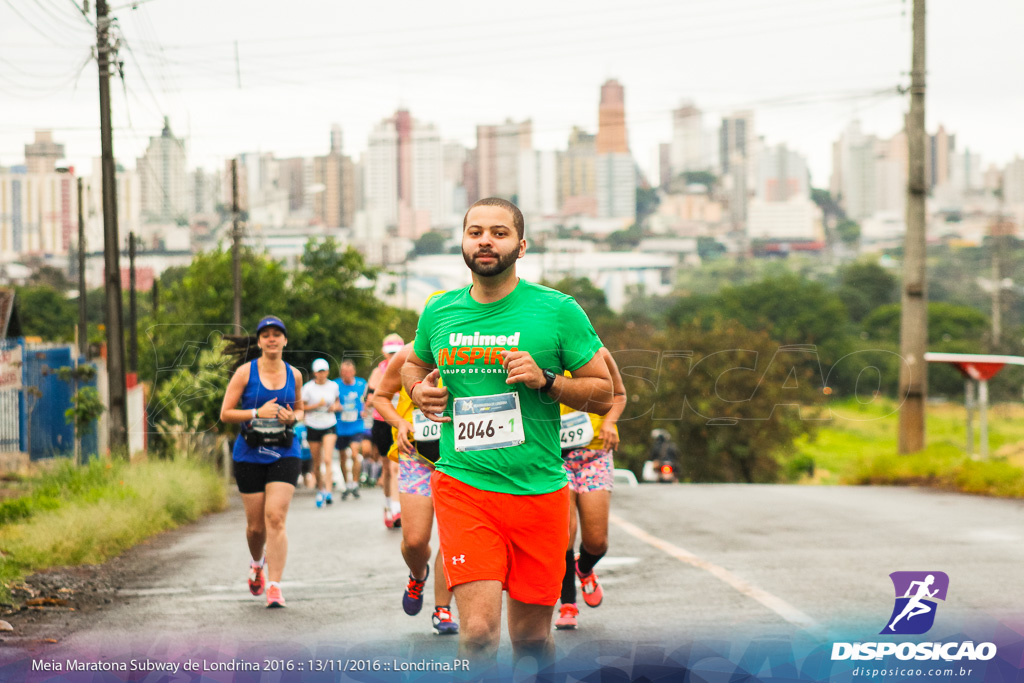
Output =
[{"x1": 301, "y1": 359, "x2": 341, "y2": 507}]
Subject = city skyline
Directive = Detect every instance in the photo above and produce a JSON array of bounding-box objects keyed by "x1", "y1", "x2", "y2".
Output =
[{"x1": 2, "y1": 0, "x2": 1023, "y2": 187}]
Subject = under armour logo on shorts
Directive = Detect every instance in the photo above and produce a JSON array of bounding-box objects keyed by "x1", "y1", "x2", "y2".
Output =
[{"x1": 451, "y1": 554, "x2": 466, "y2": 565}]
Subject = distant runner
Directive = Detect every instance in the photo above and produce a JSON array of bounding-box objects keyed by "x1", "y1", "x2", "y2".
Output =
[
  {"x1": 334, "y1": 360, "x2": 368, "y2": 500},
  {"x1": 368, "y1": 333, "x2": 404, "y2": 528},
  {"x1": 219, "y1": 315, "x2": 304, "y2": 608},
  {"x1": 373, "y1": 340, "x2": 459, "y2": 635},
  {"x1": 555, "y1": 347, "x2": 627, "y2": 630},
  {"x1": 302, "y1": 358, "x2": 341, "y2": 508}
]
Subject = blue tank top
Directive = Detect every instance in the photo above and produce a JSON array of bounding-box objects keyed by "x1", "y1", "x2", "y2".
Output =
[{"x1": 232, "y1": 359, "x2": 301, "y2": 464}]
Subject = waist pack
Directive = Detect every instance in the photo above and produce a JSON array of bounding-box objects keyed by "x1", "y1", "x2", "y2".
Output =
[{"x1": 243, "y1": 418, "x2": 294, "y2": 449}]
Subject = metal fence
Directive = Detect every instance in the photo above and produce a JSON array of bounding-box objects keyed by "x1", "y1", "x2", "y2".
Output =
[
  {"x1": 0, "y1": 338, "x2": 20, "y2": 452},
  {"x1": 20, "y1": 342, "x2": 99, "y2": 461}
]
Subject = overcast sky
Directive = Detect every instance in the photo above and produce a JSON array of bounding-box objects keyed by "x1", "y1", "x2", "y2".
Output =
[{"x1": 2, "y1": 0, "x2": 1022, "y2": 187}]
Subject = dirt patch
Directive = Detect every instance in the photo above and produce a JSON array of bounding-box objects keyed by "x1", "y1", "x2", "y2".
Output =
[{"x1": 0, "y1": 520, "x2": 193, "y2": 649}]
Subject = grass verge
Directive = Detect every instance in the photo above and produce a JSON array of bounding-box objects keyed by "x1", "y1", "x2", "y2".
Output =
[
  {"x1": 0, "y1": 458, "x2": 227, "y2": 603},
  {"x1": 790, "y1": 398, "x2": 1024, "y2": 496}
]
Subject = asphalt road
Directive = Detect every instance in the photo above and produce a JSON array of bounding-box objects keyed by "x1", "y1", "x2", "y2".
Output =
[{"x1": 6, "y1": 481, "x2": 1024, "y2": 677}]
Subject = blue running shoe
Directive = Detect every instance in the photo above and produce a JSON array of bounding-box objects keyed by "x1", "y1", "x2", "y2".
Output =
[
  {"x1": 432, "y1": 606, "x2": 459, "y2": 635},
  {"x1": 325, "y1": 492, "x2": 333, "y2": 505},
  {"x1": 402, "y1": 565, "x2": 428, "y2": 616},
  {"x1": 315, "y1": 492, "x2": 324, "y2": 508}
]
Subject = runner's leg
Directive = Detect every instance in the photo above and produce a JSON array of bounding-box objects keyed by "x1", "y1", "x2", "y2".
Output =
[
  {"x1": 322, "y1": 433, "x2": 337, "y2": 492},
  {"x1": 241, "y1": 492, "x2": 267, "y2": 561},
  {"x1": 507, "y1": 598, "x2": 557, "y2": 666},
  {"x1": 452, "y1": 580, "x2": 503, "y2": 661},
  {"x1": 263, "y1": 481, "x2": 295, "y2": 583}
]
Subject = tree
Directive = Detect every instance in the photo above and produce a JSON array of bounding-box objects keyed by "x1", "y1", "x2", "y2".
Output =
[
  {"x1": 603, "y1": 318, "x2": 823, "y2": 483},
  {"x1": 606, "y1": 223, "x2": 643, "y2": 249},
  {"x1": 15, "y1": 286, "x2": 76, "y2": 341},
  {"x1": 811, "y1": 188, "x2": 845, "y2": 221},
  {"x1": 545, "y1": 276, "x2": 614, "y2": 324},
  {"x1": 837, "y1": 260, "x2": 897, "y2": 322},
  {"x1": 636, "y1": 186, "x2": 660, "y2": 226},
  {"x1": 413, "y1": 231, "x2": 447, "y2": 256},
  {"x1": 680, "y1": 171, "x2": 717, "y2": 188},
  {"x1": 836, "y1": 219, "x2": 861, "y2": 245},
  {"x1": 137, "y1": 247, "x2": 291, "y2": 387},
  {"x1": 29, "y1": 264, "x2": 71, "y2": 291}
]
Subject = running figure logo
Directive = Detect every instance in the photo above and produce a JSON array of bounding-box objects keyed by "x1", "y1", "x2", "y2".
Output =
[{"x1": 881, "y1": 571, "x2": 949, "y2": 635}]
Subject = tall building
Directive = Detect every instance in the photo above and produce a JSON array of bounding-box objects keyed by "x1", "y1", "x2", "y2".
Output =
[
  {"x1": 517, "y1": 150, "x2": 558, "y2": 217},
  {"x1": 670, "y1": 103, "x2": 713, "y2": 177},
  {"x1": 719, "y1": 111, "x2": 756, "y2": 228},
  {"x1": 189, "y1": 168, "x2": 221, "y2": 215},
  {"x1": 658, "y1": 143, "x2": 672, "y2": 189},
  {"x1": 749, "y1": 143, "x2": 818, "y2": 241},
  {"x1": 831, "y1": 121, "x2": 908, "y2": 222},
  {"x1": 1004, "y1": 157, "x2": 1024, "y2": 207},
  {"x1": 929, "y1": 125, "x2": 954, "y2": 190},
  {"x1": 756, "y1": 143, "x2": 809, "y2": 202},
  {"x1": 138, "y1": 117, "x2": 188, "y2": 223},
  {"x1": 596, "y1": 79, "x2": 628, "y2": 155},
  {"x1": 0, "y1": 167, "x2": 76, "y2": 257},
  {"x1": 719, "y1": 111, "x2": 755, "y2": 175},
  {"x1": 364, "y1": 110, "x2": 444, "y2": 238},
  {"x1": 476, "y1": 119, "x2": 532, "y2": 200},
  {"x1": 24, "y1": 131, "x2": 65, "y2": 174},
  {"x1": 558, "y1": 127, "x2": 597, "y2": 217},
  {"x1": 313, "y1": 126, "x2": 354, "y2": 228},
  {"x1": 831, "y1": 121, "x2": 877, "y2": 222},
  {"x1": 442, "y1": 141, "x2": 469, "y2": 223},
  {"x1": 594, "y1": 80, "x2": 635, "y2": 222}
]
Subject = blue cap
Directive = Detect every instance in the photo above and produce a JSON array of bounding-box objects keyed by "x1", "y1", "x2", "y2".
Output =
[{"x1": 256, "y1": 315, "x2": 286, "y2": 335}]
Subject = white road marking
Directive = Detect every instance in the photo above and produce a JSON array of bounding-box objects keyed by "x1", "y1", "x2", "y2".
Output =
[{"x1": 610, "y1": 513, "x2": 822, "y2": 632}]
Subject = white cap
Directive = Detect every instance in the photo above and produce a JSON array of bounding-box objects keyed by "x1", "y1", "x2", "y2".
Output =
[{"x1": 312, "y1": 358, "x2": 329, "y2": 373}]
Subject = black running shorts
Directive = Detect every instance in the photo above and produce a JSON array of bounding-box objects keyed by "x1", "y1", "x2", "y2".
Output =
[
  {"x1": 305, "y1": 426, "x2": 335, "y2": 443},
  {"x1": 234, "y1": 457, "x2": 301, "y2": 494},
  {"x1": 371, "y1": 419, "x2": 394, "y2": 458}
]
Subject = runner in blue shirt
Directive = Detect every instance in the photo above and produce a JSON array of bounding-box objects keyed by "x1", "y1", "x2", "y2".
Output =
[{"x1": 335, "y1": 359, "x2": 368, "y2": 499}]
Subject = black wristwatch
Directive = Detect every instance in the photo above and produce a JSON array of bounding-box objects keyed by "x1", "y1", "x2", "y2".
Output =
[{"x1": 539, "y1": 368, "x2": 557, "y2": 394}]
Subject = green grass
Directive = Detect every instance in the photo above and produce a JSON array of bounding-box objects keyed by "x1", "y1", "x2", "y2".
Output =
[
  {"x1": 790, "y1": 398, "x2": 1024, "y2": 496},
  {"x1": 0, "y1": 458, "x2": 227, "y2": 601}
]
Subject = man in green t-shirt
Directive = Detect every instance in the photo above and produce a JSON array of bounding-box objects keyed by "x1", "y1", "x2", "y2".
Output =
[{"x1": 402, "y1": 197, "x2": 613, "y2": 667}]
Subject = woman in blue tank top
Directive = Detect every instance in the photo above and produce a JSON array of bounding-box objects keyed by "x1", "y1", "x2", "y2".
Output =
[{"x1": 219, "y1": 315, "x2": 305, "y2": 608}]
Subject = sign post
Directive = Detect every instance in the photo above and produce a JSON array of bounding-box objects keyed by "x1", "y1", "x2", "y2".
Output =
[{"x1": 925, "y1": 353, "x2": 1024, "y2": 459}]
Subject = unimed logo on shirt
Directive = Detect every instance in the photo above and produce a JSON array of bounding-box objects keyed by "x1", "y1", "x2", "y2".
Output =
[{"x1": 438, "y1": 331, "x2": 521, "y2": 366}]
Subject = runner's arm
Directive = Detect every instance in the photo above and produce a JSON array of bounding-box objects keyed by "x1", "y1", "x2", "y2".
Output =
[
  {"x1": 599, "y1": 347, "x2": 627, "y2": 448},
  {"x1": 503, "y1": 349, "x2": 613, "y2": 415},
  {"x1": 403, "y1": 348, "x2": 450, "y2": 423},
  {"x1": 219, "y1": 365, "x2": 251, "y2": 424},
  {"x1": 372, "y1": 345, "x2": 415, "y2": 453}
]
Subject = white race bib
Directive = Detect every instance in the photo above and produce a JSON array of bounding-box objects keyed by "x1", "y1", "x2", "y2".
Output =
[
  {"x1": 453, "y1": 392, "x2": 526, "y2": 452},
  {"x1": 412, "y1": 409, "x2": 441, "y2": 442},
  {"x1": 341, "y1": 408, "x2": 358, "y2": 422},
  {"x1": 560, "y1": 411, "x2": 595, "y2": 449}
]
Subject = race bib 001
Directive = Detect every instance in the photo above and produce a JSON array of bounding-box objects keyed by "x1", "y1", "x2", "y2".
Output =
[
  {"x1": 560, "y1": 411, "x2": 595, "y2": 449},
  {"x1": 453, "y1": 392, "x2": 526, "y2": 452},
  {"x1": 412, "y1": 409, "x2": 441, "y2": 442}
]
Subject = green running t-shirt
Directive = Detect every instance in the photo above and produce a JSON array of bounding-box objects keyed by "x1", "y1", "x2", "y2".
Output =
[{"x1": 413, "y1": 279, "x2": 603, "y2": 495}]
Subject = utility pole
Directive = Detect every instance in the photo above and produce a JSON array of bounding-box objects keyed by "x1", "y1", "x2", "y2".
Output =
[
  {"x1": 96, "y1": 0, "x2": 128, "y2": 455},
  {"x1": 128, "y1": 232, "x2": 137, "y2": 374},
  {"x1": 231, "y1": 158, "x2": 242, "y2": 331},
  {"x1": 898, "y1": 0, "x2": 927, "y2": 454},
  {"x1": 77, "y1": 178, "x2": 87, "y2": 358}
]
